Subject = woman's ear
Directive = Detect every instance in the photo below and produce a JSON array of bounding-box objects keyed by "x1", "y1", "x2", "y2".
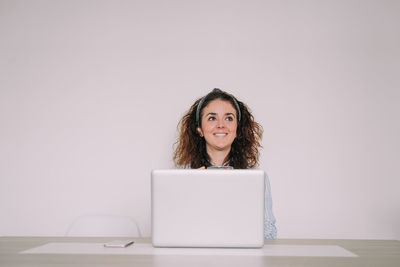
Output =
[{"x1": 196, "y1": 126, "x2": 203, "y2": 137}]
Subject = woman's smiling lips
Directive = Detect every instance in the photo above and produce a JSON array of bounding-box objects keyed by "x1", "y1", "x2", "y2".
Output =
[{"x1": 214, "y1": 133, "x2": 228, "y2": 137}]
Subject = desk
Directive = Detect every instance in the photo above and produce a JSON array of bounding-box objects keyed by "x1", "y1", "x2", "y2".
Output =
[{"x1": 0, "y1": 237, "x2": 399, "y2": 267}]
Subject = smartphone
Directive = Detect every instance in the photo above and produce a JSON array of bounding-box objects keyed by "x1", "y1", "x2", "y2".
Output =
[{"x1": 104, "y1": 240, "x2": 134, "y2": 248}]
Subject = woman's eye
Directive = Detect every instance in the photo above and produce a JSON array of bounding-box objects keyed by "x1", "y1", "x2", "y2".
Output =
[
  {"x1": 208, "y1": 116, "x2": 216, "y2": 121},
  {"x1": 226, "y1": 116, "x2": 234, "y2": 121}
]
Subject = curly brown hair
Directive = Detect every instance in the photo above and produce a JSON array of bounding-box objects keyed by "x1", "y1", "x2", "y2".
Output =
[{"x1": 173, "y1": 89, "x2": 263, "y2": 169}]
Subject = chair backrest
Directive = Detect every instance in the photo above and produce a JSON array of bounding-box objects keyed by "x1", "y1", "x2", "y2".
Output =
[{"x1": 65, "y1": 215, "x2": 141, "y2": 237}]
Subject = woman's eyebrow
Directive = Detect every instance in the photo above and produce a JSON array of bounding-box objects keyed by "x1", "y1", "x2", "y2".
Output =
[{"x1": 205, "y1": 112, "x2": 236, "y2": 117}]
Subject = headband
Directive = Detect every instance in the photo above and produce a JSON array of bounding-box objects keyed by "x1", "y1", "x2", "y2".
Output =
[{"x1": 195, "y1": 88, "x2": 241, "y2": 124}]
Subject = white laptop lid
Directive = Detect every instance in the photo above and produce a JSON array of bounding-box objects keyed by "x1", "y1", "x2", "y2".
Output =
[{"x1": 151, "y1": 169, "x2": 265, "y2": 248}]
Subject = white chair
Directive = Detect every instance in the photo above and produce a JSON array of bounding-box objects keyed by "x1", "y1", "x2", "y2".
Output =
[{"x1": 65, "y1": 215, "x2": 142, "y2": 237}]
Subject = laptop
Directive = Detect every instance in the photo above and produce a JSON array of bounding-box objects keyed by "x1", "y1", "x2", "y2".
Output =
[{"x1": 151, "y1": 169, "x2": 265, "y2": 248}]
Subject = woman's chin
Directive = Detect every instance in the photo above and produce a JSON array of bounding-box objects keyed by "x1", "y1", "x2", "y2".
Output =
[{"x1": 211, "y1": 144, "x2": 232, "y2": 151}]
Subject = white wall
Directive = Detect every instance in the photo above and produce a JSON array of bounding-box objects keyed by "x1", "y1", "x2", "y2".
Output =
[{"x1": 0, "y1": 0, "x2": 399, "y2": 239}]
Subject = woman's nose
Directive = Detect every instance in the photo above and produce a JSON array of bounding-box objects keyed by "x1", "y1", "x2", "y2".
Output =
[{"x1": 217, "y1": 120, "x2": 225, "y2": 128}]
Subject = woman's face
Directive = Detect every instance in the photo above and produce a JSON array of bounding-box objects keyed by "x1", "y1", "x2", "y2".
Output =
[{"x1": 197, "y1": 99, "x2": 238, "y2": 152}]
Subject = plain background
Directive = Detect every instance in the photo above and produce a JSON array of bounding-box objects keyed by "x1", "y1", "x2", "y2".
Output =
[{"x1": 0, "y1": 0, "x2": 399, "y2": 239}]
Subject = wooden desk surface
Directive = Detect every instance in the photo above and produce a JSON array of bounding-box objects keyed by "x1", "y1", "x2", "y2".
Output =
[{"x1": 0, "y1": 237, "x2": 399, "y2": 267}]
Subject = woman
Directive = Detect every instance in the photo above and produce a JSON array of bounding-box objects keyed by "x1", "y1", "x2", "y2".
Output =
[{"x1": 173, "y1": 88, "x2": 277, "y2": 239}]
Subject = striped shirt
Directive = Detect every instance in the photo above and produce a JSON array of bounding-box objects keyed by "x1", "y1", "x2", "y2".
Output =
[{"x1": 263, "y1": 171, "x2": 277, "y2": 239}]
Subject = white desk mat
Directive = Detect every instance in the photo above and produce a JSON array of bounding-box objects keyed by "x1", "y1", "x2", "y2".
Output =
[{"x1": 20, "y1": 243, "x2": 358, "y2": 257}]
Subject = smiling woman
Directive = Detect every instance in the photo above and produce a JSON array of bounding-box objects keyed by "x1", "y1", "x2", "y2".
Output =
[
  {"x1": 174, "y1": 88, "x2": 262, "y2": 169},
  {"x1": 173, "y1": 88, "x2": 277, "y2": 238},
  {"x1": 196, "y1": 99, "x2": 238, "y2": 166}
]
